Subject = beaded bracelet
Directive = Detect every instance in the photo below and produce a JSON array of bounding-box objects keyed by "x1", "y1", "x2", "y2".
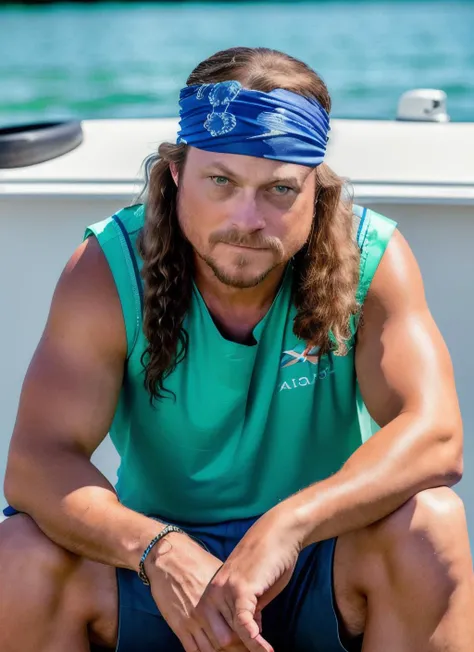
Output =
[{"x1": 138, "y1": 524, "x2": 185, "y2": 585}]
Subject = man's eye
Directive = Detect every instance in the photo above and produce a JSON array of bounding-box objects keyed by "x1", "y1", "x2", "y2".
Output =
[
  {"x1": 211, "y1": 176, "x2": 229, "y2": 186},
  {"x1": 272, "y1": 185, "x2": 292, "y2": 195}
]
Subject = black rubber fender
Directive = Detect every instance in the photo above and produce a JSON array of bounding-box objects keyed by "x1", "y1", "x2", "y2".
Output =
[{"x1": 0, "y1": 120, "x2": 83, "y2": 169}]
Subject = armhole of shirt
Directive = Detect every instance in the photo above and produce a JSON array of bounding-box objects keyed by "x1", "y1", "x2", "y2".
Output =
[
  {"x1": 84, "y1": 213, "x2": 143, "y2": 360},
  {"x1": 352, "y1": 206, "x2": 397, "y2": 436},
  {"x1": 354, "y1": 206, "x2": 398, "y2": 307}
]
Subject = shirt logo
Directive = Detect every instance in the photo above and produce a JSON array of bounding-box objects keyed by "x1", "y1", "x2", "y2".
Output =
[
  {"x1": 279, "y1": 343, "x2": 335, "y2": 392},
  {"x1": 280, "y1": 343, "x2": 320, "y2": 368}
]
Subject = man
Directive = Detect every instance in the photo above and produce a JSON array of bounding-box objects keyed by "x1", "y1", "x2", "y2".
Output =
[{"x1": 1, "y1": 46, "x2": 473, "y2": 652}]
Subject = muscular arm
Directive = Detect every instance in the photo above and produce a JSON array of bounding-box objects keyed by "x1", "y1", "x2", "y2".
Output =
[
  {"x1": 288, "y1": 229, "x2": 463, "y2": 545},
  {"x1": 4, "y1": 237, "x2": 164, "y2": 570}
]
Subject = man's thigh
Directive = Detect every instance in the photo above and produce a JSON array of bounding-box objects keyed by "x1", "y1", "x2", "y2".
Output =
[{"x1": 263, "y1": 538, "x2": 363, "y2": 652}]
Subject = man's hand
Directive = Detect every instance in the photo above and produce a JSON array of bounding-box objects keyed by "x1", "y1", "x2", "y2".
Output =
[
  {"x1": 196, "y1": 506, "x2": 303, "y2": 652},
  {"x1": 147, "y1": 531, "x2": 248, "y2": 652}
]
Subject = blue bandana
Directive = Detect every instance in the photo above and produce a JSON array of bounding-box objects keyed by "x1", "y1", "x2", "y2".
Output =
[{"x1": 176, "y1": 80, "x2": 330, "y2": 167}]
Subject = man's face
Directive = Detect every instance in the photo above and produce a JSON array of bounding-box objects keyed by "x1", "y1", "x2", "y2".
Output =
[{"x1": 173, "y1": 147, "x2": 317, "y2": 289}]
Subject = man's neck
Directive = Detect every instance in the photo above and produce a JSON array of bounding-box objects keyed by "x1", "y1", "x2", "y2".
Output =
[{"x1": 194, "y1": 260, "x2": 287, "y2": 344}]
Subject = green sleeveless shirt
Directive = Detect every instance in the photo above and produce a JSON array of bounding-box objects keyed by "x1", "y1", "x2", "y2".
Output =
[{"x1": 85, "y1": 204, "x2": 396, "y2": 523}]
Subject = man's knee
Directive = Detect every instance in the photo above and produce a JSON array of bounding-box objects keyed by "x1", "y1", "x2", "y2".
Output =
[
  {"x1": 372, "y1": 487, "x2": 467, "y2": 553},
  {"x1": 0, "y1": 513, "x2": 79, "y2": 583},
  {"x1": 337, "y1": 489, "x2": 469, "y2": 599},
  {"x1": 356, "y1": 487, "x2": 472, "y2": 600},
  {"x1": 0, "y1": 514, "x2": 118, "y2": 648}
]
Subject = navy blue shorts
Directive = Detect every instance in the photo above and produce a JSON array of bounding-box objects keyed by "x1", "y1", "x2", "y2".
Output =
[{"x1": 116, "y1": 514, "x2": 363, "y2": 652}]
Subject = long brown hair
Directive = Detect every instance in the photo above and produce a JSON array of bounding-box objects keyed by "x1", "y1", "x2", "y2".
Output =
[{"x1": 138, "y1": 47, "x2": 360, "y2": 401}]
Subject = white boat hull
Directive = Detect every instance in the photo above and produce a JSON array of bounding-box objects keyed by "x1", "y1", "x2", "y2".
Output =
[{"x1": 1, "y1": 118, "x2": 473, "y2": 543}]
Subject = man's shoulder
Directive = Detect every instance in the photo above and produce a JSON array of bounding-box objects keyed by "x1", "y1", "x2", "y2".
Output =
[{"x1": 82, "y1": 204, "x2": 145, "y2": 357}]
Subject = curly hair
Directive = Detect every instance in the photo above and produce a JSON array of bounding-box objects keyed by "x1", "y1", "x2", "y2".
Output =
[{"x1": 138, "y1": 47, "x2": 360, "y2": 402}]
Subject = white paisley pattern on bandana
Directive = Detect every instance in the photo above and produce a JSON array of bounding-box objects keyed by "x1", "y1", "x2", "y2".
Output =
[
  {"x1": 198, "y1": 80, "x2": 241, "y2": 137},
  {"x1": 177, "y1": 80, "x2": 330, "y2": 165}
]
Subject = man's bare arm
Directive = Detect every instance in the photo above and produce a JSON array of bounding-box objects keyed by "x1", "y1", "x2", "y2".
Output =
[
  {"x1": 4, "y1": 237, "x2": 165, "y2": 570},
  {"x1": 285, "y1": 229, "x2": 463, "y2": 545}
]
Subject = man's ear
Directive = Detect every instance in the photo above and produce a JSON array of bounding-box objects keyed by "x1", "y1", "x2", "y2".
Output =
[{"x1": 169, "y1": 161, "x2": 179, "y2": 187}]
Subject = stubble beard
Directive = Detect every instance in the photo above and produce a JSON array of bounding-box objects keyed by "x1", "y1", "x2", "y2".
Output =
[{"x1": 196, "y1": 249, "x2": 280, "y2": 289}]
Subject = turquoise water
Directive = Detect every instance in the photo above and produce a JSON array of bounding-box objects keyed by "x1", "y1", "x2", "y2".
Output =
[{"x1": 0, "y1": 1, "x2": 473, "y2": 126}]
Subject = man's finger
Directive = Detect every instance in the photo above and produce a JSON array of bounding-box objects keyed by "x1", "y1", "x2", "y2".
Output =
[
  {"x1": 180, "y1": 632, "x2": 201, "y2": 652},
  {"x1": 235, "y1": 607, "x2": 260, "y2": 640},
  {"x1": 199, "y1": 608, "x2": 242, "y2": 651},
  {"x1": 233, "y1": 600, "x2": 274, "y2": 652},
  {"x1": 219, "y1": 591, "x2": 272, "y2": 652},
  {"x1": 234, "y1": 617, "x2": 273, "y2": 652},
  {"x1": 192, "y1": 628, "x2": 215, "y2": 652}
]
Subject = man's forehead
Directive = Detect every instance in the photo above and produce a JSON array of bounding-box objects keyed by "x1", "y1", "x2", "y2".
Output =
[{"x1": 186, "y1": 146, "x2": 312, "y2": 182}]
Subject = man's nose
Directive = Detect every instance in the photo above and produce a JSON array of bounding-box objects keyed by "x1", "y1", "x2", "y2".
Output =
[{"x1": 229, "y1": 191, "x2": 266, "y2": 232}]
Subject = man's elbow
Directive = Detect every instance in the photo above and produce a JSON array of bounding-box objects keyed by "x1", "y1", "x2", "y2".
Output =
[
  {"x1": 442, "y1": 454, "x2": 463, "y2": 488},
  {"x1": 4, "y1": 461, "x2": 21, "y2": 510},
  {"x1": 3, "y1": 450, "x2": 33, "y2": 511},
  {"x1": 433, "y1": 418, "x2": 464, "y2": 487},
  {"x1": 443, "y1": 453, "x2": 463, "y2": 487}
]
